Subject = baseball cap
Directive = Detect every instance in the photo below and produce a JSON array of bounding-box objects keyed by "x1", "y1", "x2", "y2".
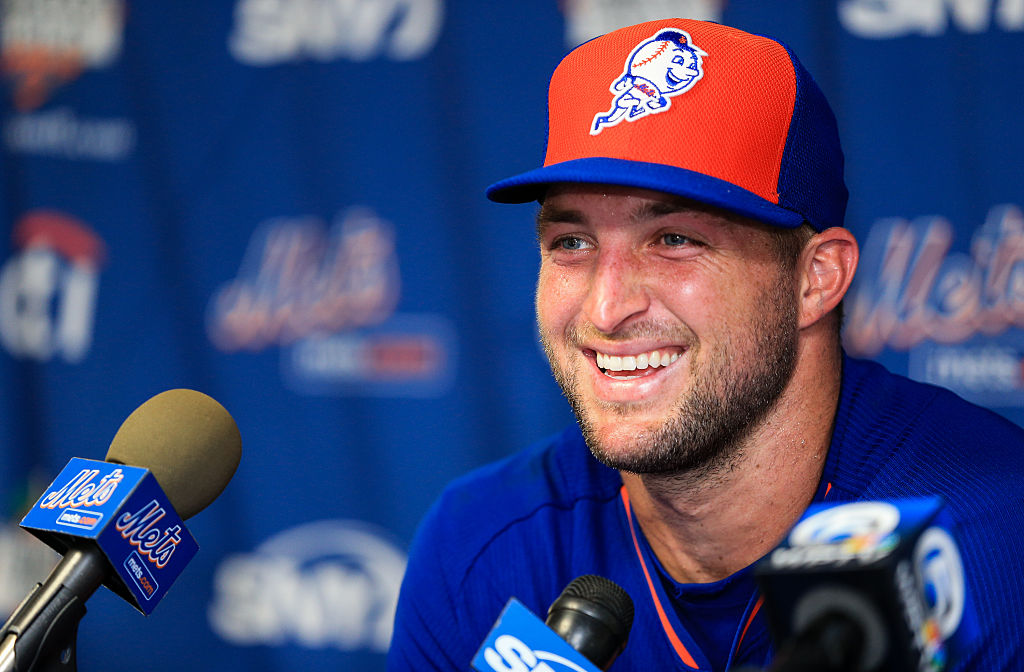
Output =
[{"x1": 486, "y1": 19, "x2": 848, "y2": 232}]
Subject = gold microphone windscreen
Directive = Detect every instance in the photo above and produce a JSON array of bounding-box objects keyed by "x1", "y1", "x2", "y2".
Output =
[{"x1": 106, "y1": 389, "x2": 242, "y2": 520}]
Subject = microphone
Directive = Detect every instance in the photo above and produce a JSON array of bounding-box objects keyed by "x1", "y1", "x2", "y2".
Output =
[
  {"x1": 105, "y1": 388, "x2": 242, "y2": 520},
  {"x1": 545, "y1": 575, "x2": 634, "y2": 669},
  {"x1": 0, "y1": 389, "x2": 242, "y2": 672},
  {"x1": 754, "y1": 498, "x2": 979, "y2": 672},
  {"x1": 472, "y1": 575, "x2": 634, "y2": 672}
]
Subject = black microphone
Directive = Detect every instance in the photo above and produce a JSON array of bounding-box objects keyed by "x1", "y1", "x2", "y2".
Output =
[
  {"x1": 754, "y1": 498, "x2": 975, "y2": 672},
  {"x1": 762, "y1": 586, "x2": 882, "y2": 671},
  {"x1": 472, "y1": 574, "x2": 634, "y2": 672},
  {"x1": 545, "y1": 575, "x2": 635, "y2": 670},
  {"x1": 0, "y1": 389, "x2": 242, "y2": 672}
]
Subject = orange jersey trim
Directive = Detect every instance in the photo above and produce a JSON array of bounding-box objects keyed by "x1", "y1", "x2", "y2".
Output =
[{"x1": 621, "y1": 486, "x2": 700, "y2": 669}]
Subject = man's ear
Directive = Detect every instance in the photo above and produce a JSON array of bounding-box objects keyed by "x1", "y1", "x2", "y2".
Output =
[{"x1": 797, "y1": 227, "x2": 859, "y2": 330}]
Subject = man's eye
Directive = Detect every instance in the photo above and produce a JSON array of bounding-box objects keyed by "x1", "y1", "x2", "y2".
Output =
[
  {"x1": 555, "y1": 236, "x2": 589, "y2": 251},
  {"x1": 661, "y1": 233, "x2": 691, "y2": 246}
]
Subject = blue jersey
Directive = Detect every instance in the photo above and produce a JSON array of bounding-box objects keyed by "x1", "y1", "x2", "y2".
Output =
[{"x1": 388, "y1": 355, "x2": 1024, "y2": 671}]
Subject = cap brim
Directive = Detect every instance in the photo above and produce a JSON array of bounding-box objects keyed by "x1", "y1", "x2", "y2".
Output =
[{"x1": 486, "y1": 157, "x2": 805, "y2": 229}]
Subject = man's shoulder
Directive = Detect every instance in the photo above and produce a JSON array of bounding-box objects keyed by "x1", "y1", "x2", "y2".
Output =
[
  {"x1": 836, "y1": 356, "x2": 1024, "y2": 672},
  {"x1": 840, "y1": 354, "x2": 1024, "y2": 446},
  {"x1": 393, "y1": 424, "x2": 626, "y2": 655},
  {"x1": 434, "y1": 424, "x2": 619, "y2": 527},
  {"x1": 835, "y1": 354, "x2": 1024, "y2": 495},
  {"x1": 391, "y1": 427, "x2": 631, "y2": 669},
  {"x1": 410, "y1": 424, "x2": 622, "y2": 574}
]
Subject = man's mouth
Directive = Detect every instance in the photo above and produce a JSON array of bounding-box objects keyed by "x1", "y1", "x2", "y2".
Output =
[{"x1": 593, "y1": 347, "x2": 682, "y2": 378}]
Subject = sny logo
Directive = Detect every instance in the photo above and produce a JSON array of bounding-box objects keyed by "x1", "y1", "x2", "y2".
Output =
[
  {"x1": 482, "y1": 634, "x2": 590, "y2": 672},
  {"x1": 591, "y1": 29, "x2": 706, "y2": 135}
]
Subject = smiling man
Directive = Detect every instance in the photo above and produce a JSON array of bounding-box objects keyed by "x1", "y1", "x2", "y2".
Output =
[{"x1": 388, "y1": 18, "x2": 1024, "y2": 672}]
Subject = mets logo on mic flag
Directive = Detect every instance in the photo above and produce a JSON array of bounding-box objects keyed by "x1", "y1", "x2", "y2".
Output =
[{"x1": 20, "y1": 458, "x2": 198, "y2": 614}]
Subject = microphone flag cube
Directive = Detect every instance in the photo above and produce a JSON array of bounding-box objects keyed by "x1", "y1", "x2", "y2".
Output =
[
  {"x1": 472, "y1": 598, "x2": 603, "y2": 672},
  {"x1": 20, "y1": 457, "x2": 199, "y2": 614},
  {"x1": 756, "y1": 497, "x2": 980, "y2": 671}
]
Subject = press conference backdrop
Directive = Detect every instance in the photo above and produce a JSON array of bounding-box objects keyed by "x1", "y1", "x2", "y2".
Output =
[{"x1": 0, "y1": 1, "x2": 1020, "y2": 671}]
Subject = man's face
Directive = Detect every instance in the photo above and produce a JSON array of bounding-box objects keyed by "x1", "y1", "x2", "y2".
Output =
[{"x1": 535, "y1": 184, "x2": 801, "y2": 476}]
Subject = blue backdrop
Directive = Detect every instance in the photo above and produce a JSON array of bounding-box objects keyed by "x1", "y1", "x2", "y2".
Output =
[{"x1": 2, "y1": 1, "x2": 1021, "y2": 671}]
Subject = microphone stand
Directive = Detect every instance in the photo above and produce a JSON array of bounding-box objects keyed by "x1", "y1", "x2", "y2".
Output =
[{"x1": 0, "y1": 547, "x2": 107, "y2": 672}]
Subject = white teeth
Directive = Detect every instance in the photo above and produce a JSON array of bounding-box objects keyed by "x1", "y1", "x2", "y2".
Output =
[{"x1": 596, "y1": 348, "x2": 680, "y2": 372}]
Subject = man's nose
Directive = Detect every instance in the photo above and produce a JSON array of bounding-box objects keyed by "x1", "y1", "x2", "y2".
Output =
[{"x1": 582, "y1": 250, "x2": 650, "y2": 334}]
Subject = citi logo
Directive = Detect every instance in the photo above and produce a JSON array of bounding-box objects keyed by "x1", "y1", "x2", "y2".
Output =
[
  {"x1": 0, "y1": 211, "x2": 106, "y2": 363},
  {"x1": 482, "y1": 635, "x2": 590, "y2": 672}
]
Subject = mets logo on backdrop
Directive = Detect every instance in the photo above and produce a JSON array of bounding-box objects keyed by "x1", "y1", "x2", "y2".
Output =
[{"x1": 591, "y1": 29, "x2": 707, "y2": 135}]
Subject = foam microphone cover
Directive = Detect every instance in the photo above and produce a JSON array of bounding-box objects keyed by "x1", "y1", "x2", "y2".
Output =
[
  {"x1": 546, "y1": 574, "x2": 635, "y2": 670},
  {"x1": 105, "y1": 388, "x2": 242, "y2": 520}
]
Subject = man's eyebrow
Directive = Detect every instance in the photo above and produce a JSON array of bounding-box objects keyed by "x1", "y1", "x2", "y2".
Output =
[
  {"x1": 634, "y1": 199, "x2": 699, "y2": 220},
  {"x1": 535, "y1": 196, "x2": 709, "y2": 239},
  {"x1": 535, "y1": 204, "x2": 584, "y2": 239}
]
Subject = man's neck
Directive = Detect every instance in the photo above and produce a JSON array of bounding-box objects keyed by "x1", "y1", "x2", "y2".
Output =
[{"x1": 620, "y1": 347, "x2": 842, "y2": 585}]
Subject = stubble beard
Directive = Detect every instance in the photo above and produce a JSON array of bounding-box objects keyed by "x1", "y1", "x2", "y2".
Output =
[{"x1": 540, "y1": 282, "x2": 800, "y2": 478}]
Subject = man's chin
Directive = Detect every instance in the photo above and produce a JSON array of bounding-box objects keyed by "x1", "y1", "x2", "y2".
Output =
[
  {"x1": 577, "y1": 419, "x2": 660, "y2": 464},
  {"x1": 577, "y1": 401, "x2": 673, "y2": 438},
  {"x1": 584, "y1": 439, "x2": 676, "y2": 475}
]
